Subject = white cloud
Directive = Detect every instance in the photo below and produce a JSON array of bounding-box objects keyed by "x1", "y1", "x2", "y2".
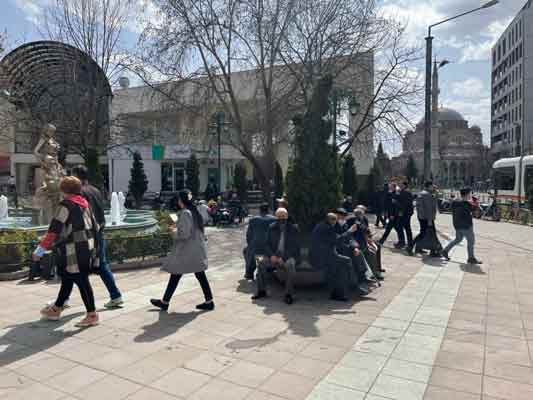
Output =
[
  {"x1": 451, "y1": 78, "x2": 485, "y2": 98},
  {"x1": 13, "y1": 0, "x2": 47, "y2": 24}
]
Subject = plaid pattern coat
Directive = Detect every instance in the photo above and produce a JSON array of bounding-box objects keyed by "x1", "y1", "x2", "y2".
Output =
[{"x1": 40, "y1": 195, "x2": 99, "y2": 275}]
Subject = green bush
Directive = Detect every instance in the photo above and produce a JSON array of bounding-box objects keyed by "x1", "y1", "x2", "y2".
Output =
[{"x1": 0, "y1": 230, "x2": 39, "y2": 265}]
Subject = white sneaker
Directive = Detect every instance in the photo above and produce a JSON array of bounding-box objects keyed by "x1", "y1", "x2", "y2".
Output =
[
  {"x1": 47, "y1": 299, "x2": 70, "y2": 309},
  {"x1": 104, "y1": 297, "x2": 124, "y2": 309}
]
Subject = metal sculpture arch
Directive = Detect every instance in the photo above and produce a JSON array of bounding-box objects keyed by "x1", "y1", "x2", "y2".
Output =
[{"x1": 0, "y1": 40, "x2": 112, "y2": 154}]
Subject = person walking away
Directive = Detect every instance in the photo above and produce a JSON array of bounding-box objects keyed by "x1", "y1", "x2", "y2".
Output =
[
  {"x1": 397, "y1": 181, "x2": 414, "y2": 253},
  {"x1": 374, "y1": 184, "x2": 387, "y2": 228},
  {"x1": 72, "y1": 165, "x2": 123, "y2": 309},
  {"x1": 244, "y1": 203, "x2": 276, "y2": 280},
  {"x1": 442, "y1": 188, "x2": 482, "y2": 264},
  {"x1": 151, "y1": 189, "x2": 214, "y2": 311},
  {"x1": 378, "y1": 182, "x2": 405, "y2": 246},
  {"x1": 252, "y1": 208, "x2": 300, "y2": 305},
  {"x1": 37, "y1": 176, "x2": 99, "y2": 327},
  {"x1": 197, "y1": 200, "x2": 211, "y2": 225},
  {"x1": 410, "y1": 181, "x2": 440, "y2": 256}
]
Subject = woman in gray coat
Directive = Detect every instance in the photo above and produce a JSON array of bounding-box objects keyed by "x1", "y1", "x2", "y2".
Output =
[{"x1": 151, "y1": 189, "x2": 214, "y2": 311}]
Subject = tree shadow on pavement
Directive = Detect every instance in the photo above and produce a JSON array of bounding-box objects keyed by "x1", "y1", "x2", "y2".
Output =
[{"x1": 236, "y1": 275, "x2": 374, "y2": 340}]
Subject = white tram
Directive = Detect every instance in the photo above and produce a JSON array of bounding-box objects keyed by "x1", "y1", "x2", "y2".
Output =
[{"x1": 492, "y1": 156, "x2": 533, "y2": 204}]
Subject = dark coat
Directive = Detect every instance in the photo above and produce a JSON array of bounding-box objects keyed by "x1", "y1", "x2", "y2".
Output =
[
  {"x1": 375, "y1": 189, "x2": 387, "y2": 212},
  {"x1": 265, "y1": 220, "x2": 301, "y2": 264},
  {"x1": 310, "y1": 222, "x2": 354, "y2": 269},
  {"x1": 246, "y1": 214, "x2": 276, "y2": 253},
  {"x1": 81, "y1": 184, "x2": 106, "y2": 230},
  {"x1": 345, "y1": 216, "x2": 370, "y2": 249},
  {"x1": 398, "y1": 189, "x2": 414, "y2": 216},
  {"x1": 384, "y1": 191, "x2": 400, "y2": 217},
  {"x1": 416, "y1": 190, "x2": 437, "y2": 221}
]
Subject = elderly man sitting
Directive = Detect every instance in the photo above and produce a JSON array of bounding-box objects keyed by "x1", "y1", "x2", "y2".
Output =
[
  {"x1": 252, "y1": 208, "x2": 301, "y2": 305},
  {"x1": 349, "y1": 205, "x2": 384, "y2": 281}
]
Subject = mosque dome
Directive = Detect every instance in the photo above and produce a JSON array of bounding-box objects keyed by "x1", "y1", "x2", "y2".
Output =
[{"x1": 419, "y1": 107, "x2": 466, "y2": 125}]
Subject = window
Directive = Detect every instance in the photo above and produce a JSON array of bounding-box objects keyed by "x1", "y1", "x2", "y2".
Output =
[
  {"x1": 525, "y1": 166, "x2": 533, "y2": 194},
  {"x1": 494, "y1": 167, "x2": 516, "y2": 190}
]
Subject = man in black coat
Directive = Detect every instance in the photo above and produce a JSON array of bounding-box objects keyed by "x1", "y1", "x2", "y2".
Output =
[
  {"x1": 253, "y1": 208, "x2": 301, "y2": 305},
  {"x1": 72, "y1": 165, "x2": 123, "y2": 309},
  {"x1": 378, "y1": 182, "x2": 405, "y2": 246},
  {"x1": 333, "y1": 209, "x2": 370, "y2": 296},
  {"x1": 310, "y1": 213, "x2": 360, "y2": 301},
  {"x1": 397, "y1": 181, "x2": 414, "y2": 252},
  {"x1": 244, "y1": 204, "x2": 276, "y2": 280}
]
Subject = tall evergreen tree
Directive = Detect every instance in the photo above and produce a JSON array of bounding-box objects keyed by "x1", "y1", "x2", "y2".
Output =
[
  {"x1": 342, "y1": 154, "x2": 358, "y2": 198},
  {"x1": 405, "y1": 154, "x2": 418, "y2": 184},
  {"x1": 185, "y1": 154, "x2": 200, "y2": 197},
  {"x1": 128, "y1": 151, "x2": 148, "y2": 209},
  {"x1": 233, "y1": 162, "x2": 248, "y2": 202},
  {"x1": 375, "y1": 142, "x2": 392, "y2": 179},
  {"x1": 274, "y1": 161, "x2": 284, "y2": 199},
  {"x1": 287, "y1": 75, "x2": 340, "y2": 233}
]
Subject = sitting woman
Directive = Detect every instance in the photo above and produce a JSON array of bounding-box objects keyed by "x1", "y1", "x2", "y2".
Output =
[
  {"x1": 151, "y1": 189, "x2": 214, "y2": 311},
  {"x1": 36, "y1": 176, "x2": 100, "y2": 327}
]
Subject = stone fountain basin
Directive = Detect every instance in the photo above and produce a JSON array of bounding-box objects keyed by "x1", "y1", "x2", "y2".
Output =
[{"x1": 0, "y1": 208, "x2": 158, "y2": 236}]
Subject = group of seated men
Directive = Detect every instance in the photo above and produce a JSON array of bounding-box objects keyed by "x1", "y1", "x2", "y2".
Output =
[{"x1": 244, "y1": 203, "x2": 384, "y2": 305}]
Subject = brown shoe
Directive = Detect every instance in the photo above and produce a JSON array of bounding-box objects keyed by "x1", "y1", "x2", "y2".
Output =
[
  {"x1": 75, "y1": 313, "x2": 99, "y2": 328},
  {"x1": 40, "y1": 305, "x2": 62, "y2": 321}
]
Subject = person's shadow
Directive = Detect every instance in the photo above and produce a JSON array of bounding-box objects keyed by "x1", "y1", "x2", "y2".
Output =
[
  {"x1": 460, "y1": 263, "x2": 486, "y2": 275},
  {"x1": 0, "y1": 312, "x2": 85, "y2": 368},
  {"x1": 134, "y1": 310, "x2": 200, "y2": 343}
]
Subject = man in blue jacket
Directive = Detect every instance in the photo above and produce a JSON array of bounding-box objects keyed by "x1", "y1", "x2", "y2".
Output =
[{"x1": 244, "y1": 203, "x2": 276, "y2": 280}]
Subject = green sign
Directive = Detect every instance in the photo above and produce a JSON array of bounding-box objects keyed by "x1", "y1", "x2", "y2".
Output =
[{"x1": 152, "y1": 144, "x2": 165, "y2": 160}]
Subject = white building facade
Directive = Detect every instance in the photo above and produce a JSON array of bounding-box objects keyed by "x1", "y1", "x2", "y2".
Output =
[{"x1": 491, "y1": 0, "x2": 533, "y2": 159}]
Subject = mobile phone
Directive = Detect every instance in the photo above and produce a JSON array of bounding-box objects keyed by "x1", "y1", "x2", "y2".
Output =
[{"x1": 169, "y1": 213, "x2": 178, "y2": 223}]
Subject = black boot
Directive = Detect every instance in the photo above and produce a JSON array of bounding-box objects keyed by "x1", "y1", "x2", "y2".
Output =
[
  {"x1": 196, "y1": 300, "x2": 215, "y2": 311},
  {"x1": 150, "y1": 299, "x2": 169, "y2": 311},
  {"x1": 284, "y1": 294, "x2": 294, "y2": 305},
  {"x1": 252, "y1": 291, "x2": 267, "y2": 300}
]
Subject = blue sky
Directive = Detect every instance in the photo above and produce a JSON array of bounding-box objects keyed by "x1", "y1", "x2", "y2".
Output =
[{"x1": 1, "y1": 0, "x2": 528, "y2": 154}]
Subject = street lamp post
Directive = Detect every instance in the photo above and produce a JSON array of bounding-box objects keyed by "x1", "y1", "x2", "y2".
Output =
[
  {"x1": 330, "y1": 90, "x2": 360, "y2": 176},
  {"x1": 424, "y1": 0, "x2": 499, "y2": 181}
]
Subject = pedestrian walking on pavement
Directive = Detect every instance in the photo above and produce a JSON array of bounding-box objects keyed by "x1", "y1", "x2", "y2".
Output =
[
  {"x1": 397, "y1": 181, "x2": 414, "y2": 254},
  {"x1": 73, "y1": 165, "x2": 124, "y2": 309},
  {"x1": 151, "y1": 189, "x2": 215, "y2": 312},
  {"x1": 442, "y1": 187, "x2": 482, "y2": 265},
  {"x1": 409, "y1": 181, "x2": 441, "y2": 257}
]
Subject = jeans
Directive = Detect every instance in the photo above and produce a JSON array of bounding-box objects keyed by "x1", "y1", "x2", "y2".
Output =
[
  {"x1": 256, "y1": 257, "x2": 296, "y2": 296},
  {"x1": 97, "y1": 232, "x2": 122, "y2": 300},
  {"x1": 163, "y1": 272, "x2": 213, "y2": 303},
  {"x1": 443, "y1": 227, "x2": 475, "y2": 260},
  {"x1": 55, "y1": 272, "x2": 96, "y2": 312}
]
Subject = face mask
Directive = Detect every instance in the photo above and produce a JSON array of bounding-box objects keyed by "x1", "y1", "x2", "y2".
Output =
[{"x1": 338, "y1": 219, "x2": 345, "y2": 226}]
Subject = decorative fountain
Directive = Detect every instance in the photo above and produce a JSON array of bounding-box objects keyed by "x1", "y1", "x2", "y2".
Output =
[{"x1": 0, "y1": 123, "x2": 157, "y2": 235}]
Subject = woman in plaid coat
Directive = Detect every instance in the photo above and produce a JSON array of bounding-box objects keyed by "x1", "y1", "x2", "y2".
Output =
[{"x1": 35, "y1": 176, "x2": 100, "y2": 327}]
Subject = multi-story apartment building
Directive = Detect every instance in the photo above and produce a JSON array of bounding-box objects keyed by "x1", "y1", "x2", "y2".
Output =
[{"x1": 491, "y1": 0, "x2": 533, "y2": 160}]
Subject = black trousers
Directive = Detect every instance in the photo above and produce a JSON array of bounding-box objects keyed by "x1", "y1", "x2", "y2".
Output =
[
  {"x1": 380, "y1": 217, "x2": 404, "y2": 244},
  {"x1": 375, "y1": 210, "x2": 386, "y2": 227},
  {"x1": 398, "y1": 214, "x2": 413, "y2": 247},
  {"x1": 412, "y1": 219, "x2": 428, "y2": 249},
  {"x1": 325, "y1": 253, "x2": 351, "y2": 297},
  {"x1": 163, "y1": 272, "x2": 213, "y2": 303},
  {"x1": 55, "y1": 272, "x2": 96, "y2": 312}
]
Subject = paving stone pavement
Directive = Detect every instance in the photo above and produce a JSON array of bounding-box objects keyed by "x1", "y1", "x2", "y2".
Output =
[{"x1": 1, "y1": 215, "x2": 532, "y2": 400}]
